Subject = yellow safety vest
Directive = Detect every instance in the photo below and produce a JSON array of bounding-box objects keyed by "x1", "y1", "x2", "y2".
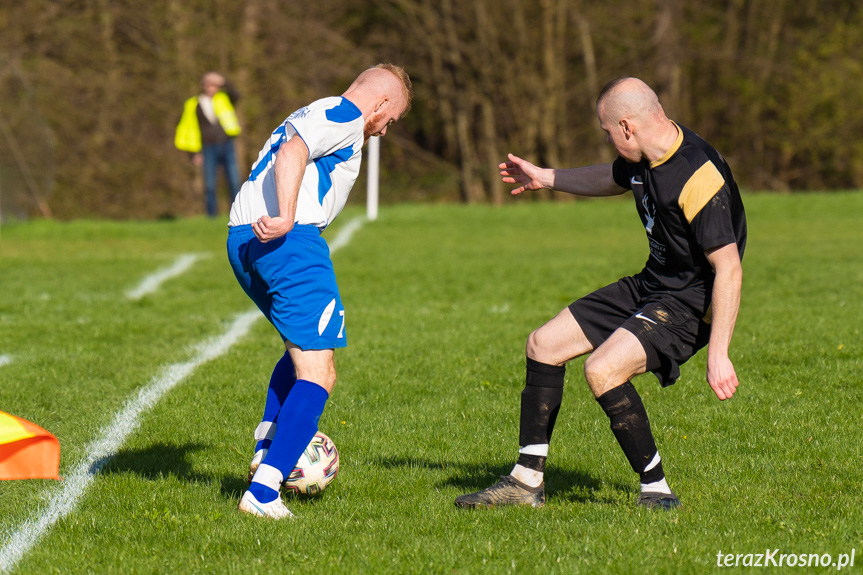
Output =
[{"x1": 174, "y1": 91, "x2": 241, "y2": 153}]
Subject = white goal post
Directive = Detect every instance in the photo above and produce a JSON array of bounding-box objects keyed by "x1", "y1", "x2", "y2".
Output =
[{"x1": 366, "y1": 135, "x2": 379, "y2": 221}]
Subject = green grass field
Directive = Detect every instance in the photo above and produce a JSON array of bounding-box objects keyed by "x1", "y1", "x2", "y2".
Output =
[{"x1": 1, "y1": 192, "x2": 861, "y2": 574}]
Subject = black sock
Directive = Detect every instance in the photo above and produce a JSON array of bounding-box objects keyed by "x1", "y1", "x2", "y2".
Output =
[
  {"x1": 517, "y1": 358, "x2": 565, "y2": 473},
  {"x1": 596, "y1": 382, "x2": 664, "y2": 484},
  {"x1": 515, "y1": 453, "x2": 547, "y2": 472}
]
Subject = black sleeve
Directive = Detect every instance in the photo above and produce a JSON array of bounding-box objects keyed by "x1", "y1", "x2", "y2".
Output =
[
  {"x1": 689, "y1": 186, "x2": 738, "y2": 252},
  {"x1": 611, "y1": 156, "x2": 632, "y2": 190}
]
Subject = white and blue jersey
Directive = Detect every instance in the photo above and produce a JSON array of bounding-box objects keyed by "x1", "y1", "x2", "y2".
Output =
[
  {"x1": 228, "y1": 96, "x2": 364, "y2": 230},
  {"x1": 226, "y1": 96, "x2": 364, "y2": 350}
]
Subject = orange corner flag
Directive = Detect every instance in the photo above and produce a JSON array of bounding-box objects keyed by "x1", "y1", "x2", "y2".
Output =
[{"x1": 0, "y1": 410, "x2": 60, "y2": 480}]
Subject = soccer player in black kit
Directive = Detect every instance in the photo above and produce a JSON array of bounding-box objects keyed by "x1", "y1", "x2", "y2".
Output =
[{"x1": 456, "y1": 77, "x2": 746, "y2": 510}]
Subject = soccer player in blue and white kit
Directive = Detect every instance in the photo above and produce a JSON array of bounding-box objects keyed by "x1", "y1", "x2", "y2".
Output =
[{"x1": 227, "y1": 64, "x2": 412, "y2": 519}]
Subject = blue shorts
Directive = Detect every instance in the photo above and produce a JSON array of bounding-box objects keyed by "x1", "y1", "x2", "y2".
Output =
[{"x1": 227, "y1": 224, "x2": 346, "y2": 350}]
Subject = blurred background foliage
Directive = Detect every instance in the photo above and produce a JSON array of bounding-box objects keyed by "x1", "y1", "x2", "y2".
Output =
[{"x1": 0, "y1": 0, "x2": 861, "y2": 219}]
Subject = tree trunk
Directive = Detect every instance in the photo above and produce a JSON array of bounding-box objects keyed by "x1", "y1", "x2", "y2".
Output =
[
  {"x1": 474, "y1": 0, "x2": 504, "y2": 204},
  {"x1": 480, "y1": 97, "x2": 504, "y2": 205},
  {"x1": 576, "y1": 14, "x2": 613, "y2": 163},
  {"x1": 167, "y1": 0, "x2": 201, "y2": 207},
  {"x1": 653, "y1": 0, "x2": 682, "y2": 118},
  {"x1": 743, "y1": 0, "x2": 788, "y2": 188},
  {"x1": 93, "y1": 0, "x2": 120, "y2": 169},
  {"x1": 441, "y1": 0, "x2": 484, "y2": 203},
  {"x1": 539, "y1": 0, "x2": 563, "y2": 170},
  {"x1": 235, "y1": 0, "x2": 267, "y2": 177}
]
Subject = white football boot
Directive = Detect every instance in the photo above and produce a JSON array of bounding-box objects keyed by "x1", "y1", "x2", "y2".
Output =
[{"x1": 238, "y1": 490, "x2": 294, "y2": 519}]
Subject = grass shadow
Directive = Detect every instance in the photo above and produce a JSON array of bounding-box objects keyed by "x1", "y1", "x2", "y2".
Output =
[
  {"x1": 99, "y1": 441, "x2": 255, "y2": 503},
  {"x1": 219, "y1": 475, "x2": 248, "y2": 500},
  {"x1": 372, "y1": 455, "x2": 632, "y2": 505},
  {"x1": 98, "y1": 441, "x2": 211, "y2": 482}
]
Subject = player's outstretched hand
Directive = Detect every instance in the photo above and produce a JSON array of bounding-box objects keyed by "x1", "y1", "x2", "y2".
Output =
[
  {"x1": 499, "y1": 153, "x2": 549, "y2": 195},
  {"x1": 707, "y1": 355, "x2": 739, "y2": 400},
  {"x1": 252, "y1": 215, "x2": 293, "y2": 243}
]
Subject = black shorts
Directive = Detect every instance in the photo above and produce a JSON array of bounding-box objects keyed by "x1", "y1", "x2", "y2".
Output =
[{"x1": 568, "y1": 276, "x2": 711, "y2": 387}]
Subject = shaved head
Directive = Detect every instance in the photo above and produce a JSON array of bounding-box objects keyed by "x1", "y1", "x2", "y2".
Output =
[
  {"x1": 595, "y1": 77, "x2": 678, "y2": 163},
  {"x1": 596, "y1": 77, "x2": 664, "y2": 124}
]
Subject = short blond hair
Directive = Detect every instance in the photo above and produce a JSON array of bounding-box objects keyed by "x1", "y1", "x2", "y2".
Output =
[{"x1": 374, "y1": 63, "x2": 413, "y2": 116}]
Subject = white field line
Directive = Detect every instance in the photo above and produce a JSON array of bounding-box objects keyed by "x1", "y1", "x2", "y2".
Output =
[
  {"x1": 328, "y1": 217, "x2": 365, "y2": 253},
  {"x1": 127, "y1": 217, "x2": 363, "y2": 300},
  {"x1": 0, "y1": 355, "x2": 11, "y2": 367},
  {"x1": 126, "y1": 253, "x2": 203, "y2": 300},
  {"x1": 0, "y1": 310, "x2": 261, "y2": 574},
  {"x1": 0, "y1": 217, "x2": 364, "y2": 573}
]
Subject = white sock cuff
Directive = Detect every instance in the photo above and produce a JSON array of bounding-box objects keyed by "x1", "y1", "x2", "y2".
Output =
[
  {"x1": 641, "y1": 477, "x2": 672, "y2": 495},
  {"x1": 251, "y1": 449, "x2": 267, "y2": 466},
  {"x1": 644, "y1": 452, "x2": 661, "y2": 473},
  {"x1": 254, "y1": 421, "x2": 277, "y2": 441},
  {"x1": 518, "y1": 444, "x2": 549, "y2": 457},
  {"x1": 252, "y1": 463, "x2": 283, "y2": 488}
]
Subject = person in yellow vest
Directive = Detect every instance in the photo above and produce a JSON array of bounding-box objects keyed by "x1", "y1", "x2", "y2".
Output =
[{"x1": 175, "y1": 72, "x2": 242, "y2": 217}]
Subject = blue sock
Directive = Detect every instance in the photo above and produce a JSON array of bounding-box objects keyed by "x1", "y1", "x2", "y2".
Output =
[
  {"x1": 248, "y1": 482, "x2": 280, "y2": 504},
  {"x1": 256, "y1": 352, "x2": 296, "y2": 453},
  {"x1": 262, "y1": 379, "x2": 329, "y2": 477}
]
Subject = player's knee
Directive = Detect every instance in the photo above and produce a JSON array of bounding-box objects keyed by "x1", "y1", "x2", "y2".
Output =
[
  {"x1": 525, "y1": 331, "x2": 536, "y2": 357},
  {"x1": 294, "y1": 361, "x2": 337, "y2": 393},
  {"x1": 583, "y1": 354, "x2": 613, "y2": 388},
  {"x1": 525, "y1": 329, "x2": 548, "y2": 362},
  {"x1": 315, "y1": 365, "x2": 337, "y2": 393}
]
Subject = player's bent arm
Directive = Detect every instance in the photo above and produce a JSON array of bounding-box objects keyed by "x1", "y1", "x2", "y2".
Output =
[
  {"x1": 705, "y1": 243, "x2": 743, "y2": 400},
  {"x1": 273, "y1": 135, "x2": 309, "y2": 222},
  {"x1": 552, "y1": 164, "x2": 628, "y2": 197},
  {"x1": 253, "y1": 135, "x2": 309, "y2": 243}
]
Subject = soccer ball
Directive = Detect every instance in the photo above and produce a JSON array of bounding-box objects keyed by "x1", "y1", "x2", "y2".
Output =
[{"x1": 282, "y1": 431, "x2": 339, "y2": 496}]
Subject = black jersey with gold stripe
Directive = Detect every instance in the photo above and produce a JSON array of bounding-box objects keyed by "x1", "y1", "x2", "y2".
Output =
[{"x1": 611, "y1": 122, "x2": 747, "y2": 316}]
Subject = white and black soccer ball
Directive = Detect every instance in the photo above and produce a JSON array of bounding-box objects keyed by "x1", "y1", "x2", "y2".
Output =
[{"x1": 282, "y1": 431, "x2": 339, "y2": 496}]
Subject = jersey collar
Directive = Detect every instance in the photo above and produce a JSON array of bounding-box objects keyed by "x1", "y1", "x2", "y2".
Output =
[{"x1": 649, "y1": 120, "x2": 683, "y2": 169}]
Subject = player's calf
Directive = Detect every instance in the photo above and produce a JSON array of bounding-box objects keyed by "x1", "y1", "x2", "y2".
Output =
[{"x1": 596, "y1": 381, "x2": 681, "y2": 509}]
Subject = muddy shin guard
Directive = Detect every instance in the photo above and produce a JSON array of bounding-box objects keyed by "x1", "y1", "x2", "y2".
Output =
[
  {"x1": 517, "y1": 358, "x2": 565, "y2": 472},
  {"x1": 596, "y1": 382, "x2": 665, "y2": 484}
]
